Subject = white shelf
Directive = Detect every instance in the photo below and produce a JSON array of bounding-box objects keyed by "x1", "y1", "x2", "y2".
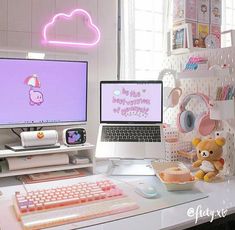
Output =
[
  {"x1": 170, "y1": 46, "x2": 231, "y2": 55},
  {"x1": 0, "y1": 47, "x2": 88, "y2": 57},
  {"x1": 178, "y1": 68, "x2": 231, "y2": 80},
  {"x1": 0, "y1": 143, "x2": 95, "y2": 178},
  {"x1": 0, "y1": 161, "x2": 93, "y2": 178},
  {"x1": 0, "y1": 143, "x2": 94, "y2": 158}
]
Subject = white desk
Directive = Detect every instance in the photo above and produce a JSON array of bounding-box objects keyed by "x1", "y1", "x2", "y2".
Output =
[{"x1": 0, "y1": 162, "x2": 235, "y2": 230}]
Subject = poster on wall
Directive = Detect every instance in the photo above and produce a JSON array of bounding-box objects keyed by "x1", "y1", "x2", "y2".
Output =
[{"x1": 171, "y1": 24, "x2": 193, "y2": 54}]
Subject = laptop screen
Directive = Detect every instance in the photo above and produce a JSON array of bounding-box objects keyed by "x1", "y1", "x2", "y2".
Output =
[{"x1": 100, "y1": 81, "x2": 163, "y2": 123}]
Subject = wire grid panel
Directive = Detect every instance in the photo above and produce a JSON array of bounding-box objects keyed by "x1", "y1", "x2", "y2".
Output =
[
  {"x1": 165, "y1": 141, "x2": 192, "y2": 162},
  {"x1": 217, "y1": 123, "x2": 235, "y2": 176},
  {"x1": 163, "y1": 127, "x2": 179, "y2": 141},
  {"x1": 222, "y1": 132, "x2": 235, "y2": 176},
  {"x1": 162, "y1": 47, "x2": 235, "y2": 175}
]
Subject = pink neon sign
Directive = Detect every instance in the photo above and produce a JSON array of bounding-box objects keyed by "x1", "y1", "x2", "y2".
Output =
[{"x1": 42, "y1": 9, "x2": 101, "y2": 47}]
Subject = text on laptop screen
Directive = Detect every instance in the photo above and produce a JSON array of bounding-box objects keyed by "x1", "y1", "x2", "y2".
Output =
[{"x1": 101, "y1": 82, "x2": 162, "y2": 123}]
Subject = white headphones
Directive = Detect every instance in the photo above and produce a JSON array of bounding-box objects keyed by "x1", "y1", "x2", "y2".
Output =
[{"x1": 158, "y1": 69, "x2": 182, "y2": 110}]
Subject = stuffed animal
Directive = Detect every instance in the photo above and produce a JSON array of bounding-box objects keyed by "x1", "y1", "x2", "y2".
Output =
[{"x1": 192, "y1": 137, "x2": 225, "y2": 182}]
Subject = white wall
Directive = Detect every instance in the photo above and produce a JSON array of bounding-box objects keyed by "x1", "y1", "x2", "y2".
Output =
[{"x1": 0, "y1": 0, "x2": 118, "y2": 146}]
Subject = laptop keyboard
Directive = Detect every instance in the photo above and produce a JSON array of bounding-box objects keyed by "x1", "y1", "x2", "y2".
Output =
[{"x1": 101, "y1": 126, "x2": 161, "y2": 142}]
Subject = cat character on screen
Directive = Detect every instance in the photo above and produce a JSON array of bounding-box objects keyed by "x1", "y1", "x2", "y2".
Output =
[
  {"x1": 24, "y1": 74, "x2": 44, "y2": 106},
  {"x1": 63, "y1": 128, "x2": 86, "y2": 146}
]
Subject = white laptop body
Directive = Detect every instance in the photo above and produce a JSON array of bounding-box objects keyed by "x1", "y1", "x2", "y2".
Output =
[{"x1": 96, "y1": 81, "x2": 165, "y2": 160}]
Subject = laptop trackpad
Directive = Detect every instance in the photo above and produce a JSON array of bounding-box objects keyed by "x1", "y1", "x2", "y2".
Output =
[{"x1": 114, "y1": 143, "x2": 145, "y2": 159}]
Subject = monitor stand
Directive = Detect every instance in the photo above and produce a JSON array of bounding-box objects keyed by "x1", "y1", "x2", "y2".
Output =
[
  {"x1": 5, "y1": 143, "x2": 61, "y2": 152},
  {"x1": 106, "y1": 159, "x2": 156, "y2": 176}
]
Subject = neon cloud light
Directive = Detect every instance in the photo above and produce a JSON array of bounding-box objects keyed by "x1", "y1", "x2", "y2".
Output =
[{"x1": 42, "y1": 9, "x2": 101, "y2": 47}]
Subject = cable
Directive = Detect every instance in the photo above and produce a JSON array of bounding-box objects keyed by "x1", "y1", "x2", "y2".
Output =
[
  {"x1": 22, "y1": 180, "x2": 29, "y2": 193},
  {"x1": 17, "y1": 177, "x2": 29, "y2": 193},
  {"x1": 11, "y1": 128, "x2": 21, "y2": 139},
  {"x1": 31, "y1": 127, "x2": 43, "y2": 131}
]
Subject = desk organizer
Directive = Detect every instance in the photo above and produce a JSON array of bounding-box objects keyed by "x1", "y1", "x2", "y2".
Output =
[
  {"x1": 210, "y1": 99, "x2": 235, "y2": 120},
  {"x1": 178, "y1": 68, "x2": 230, "y2": 80},
  {"x1": 6, "y1": 153, "x2": 69, "y2": 171},
  {"x1": 0, "y1": 144, "x2": 95, "y2": 178},
  {"x1": 177, "y1": 150, "x2": 197, "y2": 163},
  {"x1": 163, "y1": 127, "x2": 179, "y2": 142},
  {"x1": 165, "y1": 141, "x2": 192, "y2": 161}
]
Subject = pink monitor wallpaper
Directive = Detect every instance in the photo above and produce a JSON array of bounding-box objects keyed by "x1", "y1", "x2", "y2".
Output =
[{"x1": 0, "y1": 59, "x2": 87, "y2": 127}]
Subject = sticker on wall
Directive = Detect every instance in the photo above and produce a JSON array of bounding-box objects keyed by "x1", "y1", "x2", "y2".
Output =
[{"x1": 42, "y1": 9, "x2": 101, "y2": 47}]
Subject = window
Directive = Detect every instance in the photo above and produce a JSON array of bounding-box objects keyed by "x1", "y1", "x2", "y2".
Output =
[
  {"x1": 120, "y1": 0, "x2": 167, "y2": 80},
  {"x1": 120, "y1": 0, "x2": 235, "y2": 80},
  {"x1": 222, "y1": 0, "x2": 235, "y2": 31},
  {"x1": 221, "y1": 0, "x2": 235, "y2": 47},
  {"x1": 135, "y1": 0, "x2": 165, "y2": 80}
]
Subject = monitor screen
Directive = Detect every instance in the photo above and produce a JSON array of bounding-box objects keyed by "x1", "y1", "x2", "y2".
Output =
[
  {"x1": 100, "y1": 81, "x2": 163, "y2": 123},
  {"x1": 0, "y1": 58, "x2": 87, "y2": 128}
]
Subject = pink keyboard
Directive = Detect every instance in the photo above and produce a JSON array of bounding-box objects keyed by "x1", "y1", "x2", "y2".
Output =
[{"x1": 13, "y1": 179, "x2": 139, "y2": 230}]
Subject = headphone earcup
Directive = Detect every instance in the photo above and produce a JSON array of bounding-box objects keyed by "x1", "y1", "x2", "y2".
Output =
[
  {"x1": 177, "y1": 112, "x2": 185, "y2": 133},
  {"x1": 163, "y1": 87, "x2": 173, "y2": 107},
  {"x1": 167, "y1": 88, "x2": 182, "y2": 108},
  {"x1": 179, "y1": 111, "x2": 195, "y2": 133},
  {"x1": 194, "y1": 112, "x2": 205, "y2": 132},
  {"x1": 197, "y1": 113, "x2": 216, "y2": 136}
]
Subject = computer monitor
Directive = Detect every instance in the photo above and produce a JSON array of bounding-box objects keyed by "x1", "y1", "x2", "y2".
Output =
[
  {"x1": 0, "y1": 58, "x2": 87, "y2": 128},
  {"x1": 100, "y1": 81, "x2": 163, "y2": 123}
]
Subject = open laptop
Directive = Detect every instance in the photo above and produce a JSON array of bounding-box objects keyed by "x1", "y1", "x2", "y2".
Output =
[{"x1": 96, "y1": 81, "x2": 165, "y2": 174}]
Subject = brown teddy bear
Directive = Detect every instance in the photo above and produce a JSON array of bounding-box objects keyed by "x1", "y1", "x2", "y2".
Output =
[{"x1": 192, "y1": 137, "x2": 225, "y2": 182}]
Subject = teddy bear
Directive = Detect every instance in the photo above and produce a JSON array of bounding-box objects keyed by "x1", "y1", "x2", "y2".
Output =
[{"x1": 192, "y1": 137, "x2": 225, "y2": 182}]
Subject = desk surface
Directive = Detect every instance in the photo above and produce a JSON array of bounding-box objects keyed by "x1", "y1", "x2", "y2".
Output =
[{"x1": 0, "y1": 162, "x2": 235, "y2": 230}]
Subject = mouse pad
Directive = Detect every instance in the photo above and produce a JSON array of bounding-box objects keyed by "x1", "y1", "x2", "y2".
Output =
[{"x1": 0, "y1": 175, "x2": 208, "y2": 230}]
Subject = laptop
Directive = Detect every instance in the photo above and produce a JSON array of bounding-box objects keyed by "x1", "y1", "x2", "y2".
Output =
[{"x1": 96, "y1": 81, "x2": 165, "y2": 167}]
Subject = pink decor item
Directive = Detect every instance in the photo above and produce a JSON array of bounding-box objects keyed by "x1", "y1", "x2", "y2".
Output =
[
  {"x1": 43, "y1": 9, "x2": 101, "y2": 47},
  {"x1": 24, "y1": 74, "x2": 41, "y2": 88}
]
